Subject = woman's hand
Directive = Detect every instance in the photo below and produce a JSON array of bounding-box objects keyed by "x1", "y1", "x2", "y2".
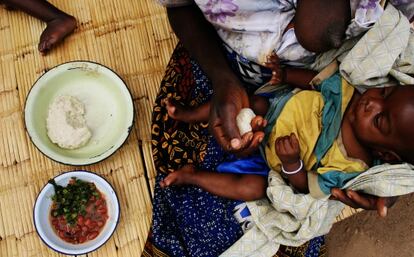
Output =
[
  {"x1": 209, "y1": 78, "x2": 264, "y2": 154},
  {"x1": 330, "y1": 188, "x2": 398, "y2": 217},
  {"x1": 167, "y1": 5, "x2": 263, "y2": 154}
]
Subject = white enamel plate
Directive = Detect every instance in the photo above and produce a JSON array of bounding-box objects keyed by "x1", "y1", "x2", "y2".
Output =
[
  {"x1": 25, "y1": 61, "x2": 134, "y2": 165},
  {"x1": 33, "y1": 171, "x2": 120, "y2": 255}
]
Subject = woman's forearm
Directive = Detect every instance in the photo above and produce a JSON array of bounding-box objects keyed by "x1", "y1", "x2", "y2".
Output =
[
  {"x1": 167, "y1": 4, "x2": 238, "y2": 85},
  {"x1": 186, "y1": 171, "x2": 267, "y2": 201}
]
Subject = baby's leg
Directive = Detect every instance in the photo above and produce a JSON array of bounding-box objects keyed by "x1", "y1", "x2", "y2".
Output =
[
  {"x1": 3, "y1": 0, "x2": 76, "y2": 54},
  {"x1": 164, "y1": 95, "x2": 268, "y2": 124},
  {"x1": 160, "y1": 164, "x2": 267, "y2": 201},
  {"x1": 164, "y1": 98, "x2": 210, "y2": 123}
]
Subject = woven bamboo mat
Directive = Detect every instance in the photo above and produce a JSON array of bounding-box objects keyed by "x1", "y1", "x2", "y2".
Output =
[
  {"x1": 0, "y1": 1, "x2": 361, "y2": 256},
  {"x1": 0, "y1": 0, "x2": 177, "y2": 256}
]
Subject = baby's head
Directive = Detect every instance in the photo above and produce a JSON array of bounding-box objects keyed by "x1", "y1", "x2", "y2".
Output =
[
  {"x1": 295, "y1": 0, "x2": 350, "y2": 53},
  {"x1": 352, "y1": 85, "x2": 414, "y2": 164}
]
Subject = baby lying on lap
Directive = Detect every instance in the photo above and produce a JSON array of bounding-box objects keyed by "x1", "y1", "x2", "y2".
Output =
[{"x1": 160, "y1": 60, "x2": 414, "y2": 202}]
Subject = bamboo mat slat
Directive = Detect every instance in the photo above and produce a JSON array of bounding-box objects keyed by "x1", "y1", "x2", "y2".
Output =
[{"x1": 0, "y1": 1, "x2": 362, "y2": 256}]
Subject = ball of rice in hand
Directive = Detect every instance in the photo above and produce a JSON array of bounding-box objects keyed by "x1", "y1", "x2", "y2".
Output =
[
  {"x1": 46, "y1": 95, "x2": 92, "y2": 149},
  {"x1": 236, "y1": 108, "x2": 256, "y2": 135}
]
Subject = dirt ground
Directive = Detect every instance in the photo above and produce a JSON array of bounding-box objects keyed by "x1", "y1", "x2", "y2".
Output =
[{"x1": 326, "y1": 193, "x2": 414, "y2": 257}]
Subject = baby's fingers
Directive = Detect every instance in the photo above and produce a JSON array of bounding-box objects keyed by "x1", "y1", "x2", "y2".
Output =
[
  {"x1": 289, "y1": 133, "x2": 299, "y2": 149},
  {"x1": 276, "y1": 136, "x2": 289, "y2": 153},
  {"x1": 275, "y1": 137, "x2": 283, "y2": 154},
  {"x1": 264, "y1": 54, "x2": 280, "y2": 66},
  {"x1": 283, "y1": 136, "x2": 297, "y2": 153},
  {"x1": 237, "y1": 131, "x2": 265, "y2": 157}
]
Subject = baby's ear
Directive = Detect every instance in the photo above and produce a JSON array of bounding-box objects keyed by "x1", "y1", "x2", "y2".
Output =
[{"x1": 376, "y1": 150, "x2": 402, "y2": 163}]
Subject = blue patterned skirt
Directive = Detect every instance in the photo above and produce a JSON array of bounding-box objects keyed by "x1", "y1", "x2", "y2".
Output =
[{"x1": 142, "y1": 43, "x2": 326, "y2": 257}]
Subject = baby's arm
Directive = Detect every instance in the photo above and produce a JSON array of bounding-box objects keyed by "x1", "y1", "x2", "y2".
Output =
[
  {"x1": 275, "y1": 133, "x2": 309, "y2": 193},
  {"x1": 160, "y1": 164, "x2": 267, "y2": 201},
  {"x1": 265, "y1": 54, "x2": 318, "y2": 90}
]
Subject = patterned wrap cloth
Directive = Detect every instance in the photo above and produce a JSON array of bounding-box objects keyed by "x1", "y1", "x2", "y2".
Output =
[
  {"x1": 220, "y1": 163, "x2": 414, "y2": 257},
  {"x1": 310, "y1": 4, "x2": 414, "y2": 88},
  {"x1": 157, "y1": 0, "x2": 414, "y2": 65},
  {"x1": 143, "y1": 2, "x2": 414, "y2": 256},
  {"x1": 142, "y1": 44, "x2": 326, "y2": 257}
]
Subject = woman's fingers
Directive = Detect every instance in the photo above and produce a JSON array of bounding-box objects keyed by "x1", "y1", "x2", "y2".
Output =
[
  {"x1": 242, "y1": 131, "x2": 264, "y2": 155},
  {"x1": 330, "y1": 188, "x2": 362, "y2": 209},
  {"x1": 376, "y1": 196, "x2": 398, "y2": 217},
  {"x1": 210, "y1": 114, "x2": 240, "y2": 152},
  {"x1": 222, "y1": 107, "x2": 244, "y2": 150},
  {"x1": 250, "y1": 116, "x2": 267, "y2": 131},
  {"x1": 376, "y1": 197, "x2": 388, "y2": 217},
  {"x1": 331, "y1": 188, "x2": 397, "y2": 217},
  {"x1": 345, "y1": 190, "x2": 377, "y2": 210}
]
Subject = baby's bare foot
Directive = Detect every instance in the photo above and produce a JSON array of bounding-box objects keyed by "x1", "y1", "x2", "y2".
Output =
[
  {"x1": 164, "y1": 98, "x2": 199, "y2": 123},
  {"x1": 159, "y1": 165, "x2": 196, "y2": 188},
  {"x1": 38, "y1": 14, "x2": 76, "y2": 54}
]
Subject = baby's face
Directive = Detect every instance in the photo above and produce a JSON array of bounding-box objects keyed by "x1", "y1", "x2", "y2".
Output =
[{"x1": 350, "y1": 86, "x2": 414, "y2": 157}]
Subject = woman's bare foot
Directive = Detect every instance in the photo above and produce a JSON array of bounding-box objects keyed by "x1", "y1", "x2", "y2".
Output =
[
  {"x1": 159, "y1": 165, "x2": 196, "y2": 188},
  {"x1": 38, "y1": 14, "x2": 76, "y2": 54},
  {"x1": 163, "y1": 98, "x2": 209, "y2": 123}
]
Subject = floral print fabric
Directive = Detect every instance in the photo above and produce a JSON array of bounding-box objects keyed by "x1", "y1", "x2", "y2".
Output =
[{"x1": 158, "y1": 0, "x2": 413, "y2": 65}]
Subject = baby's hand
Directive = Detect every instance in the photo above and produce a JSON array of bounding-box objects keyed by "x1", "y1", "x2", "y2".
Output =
[
  {"x1": 275, "y1": 133, "x2": 300, "y2": 164},
  {"x1": 264, "y1": 53, "x2": 284, "y2": 85},
  {"x1": 159, "y1": 164, "x2": 196, "y2": 188}
]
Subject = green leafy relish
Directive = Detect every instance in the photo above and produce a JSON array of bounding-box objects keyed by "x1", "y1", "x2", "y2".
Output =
[{"x1": 49, "y1": 177, "x2": 100, "y2": 225}]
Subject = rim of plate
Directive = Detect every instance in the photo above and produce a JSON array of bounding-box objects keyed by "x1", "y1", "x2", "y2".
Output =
[
  {"x1": 24, "y1": 60, "x2": 135, "y2": 166},
  {"x1": 33, "y1": 170, "x2": 121, "y2": 255}
]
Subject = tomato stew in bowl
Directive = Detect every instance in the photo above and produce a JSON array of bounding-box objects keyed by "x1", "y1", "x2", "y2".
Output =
[
  {"x1": 49, "y1": 178, "x2": 109, "y2": 244},
  {"x1": 34, "y1": 171, "x2": 120, "y2": 255}
]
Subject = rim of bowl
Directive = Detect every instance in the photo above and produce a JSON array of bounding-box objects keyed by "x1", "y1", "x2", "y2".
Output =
[
  {"x1": 33, "y1": 170, "x2": 121, "y2": 255},
  {"x1": 24, "y1": 60, "x2": 135, "y2": 166}
]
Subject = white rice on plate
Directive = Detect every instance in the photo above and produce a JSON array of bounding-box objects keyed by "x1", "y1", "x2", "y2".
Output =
[{"x1": 46, "y1": 95, "x2": 92, "y2": 149}]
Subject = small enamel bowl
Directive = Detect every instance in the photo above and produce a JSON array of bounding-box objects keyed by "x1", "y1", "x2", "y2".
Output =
[
  {"x1": 33, "y1": 171, "x2": 120, "y2": 255},
  {"x1": 25, "y1": 61, "x2": 134, "y2": 165}
]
